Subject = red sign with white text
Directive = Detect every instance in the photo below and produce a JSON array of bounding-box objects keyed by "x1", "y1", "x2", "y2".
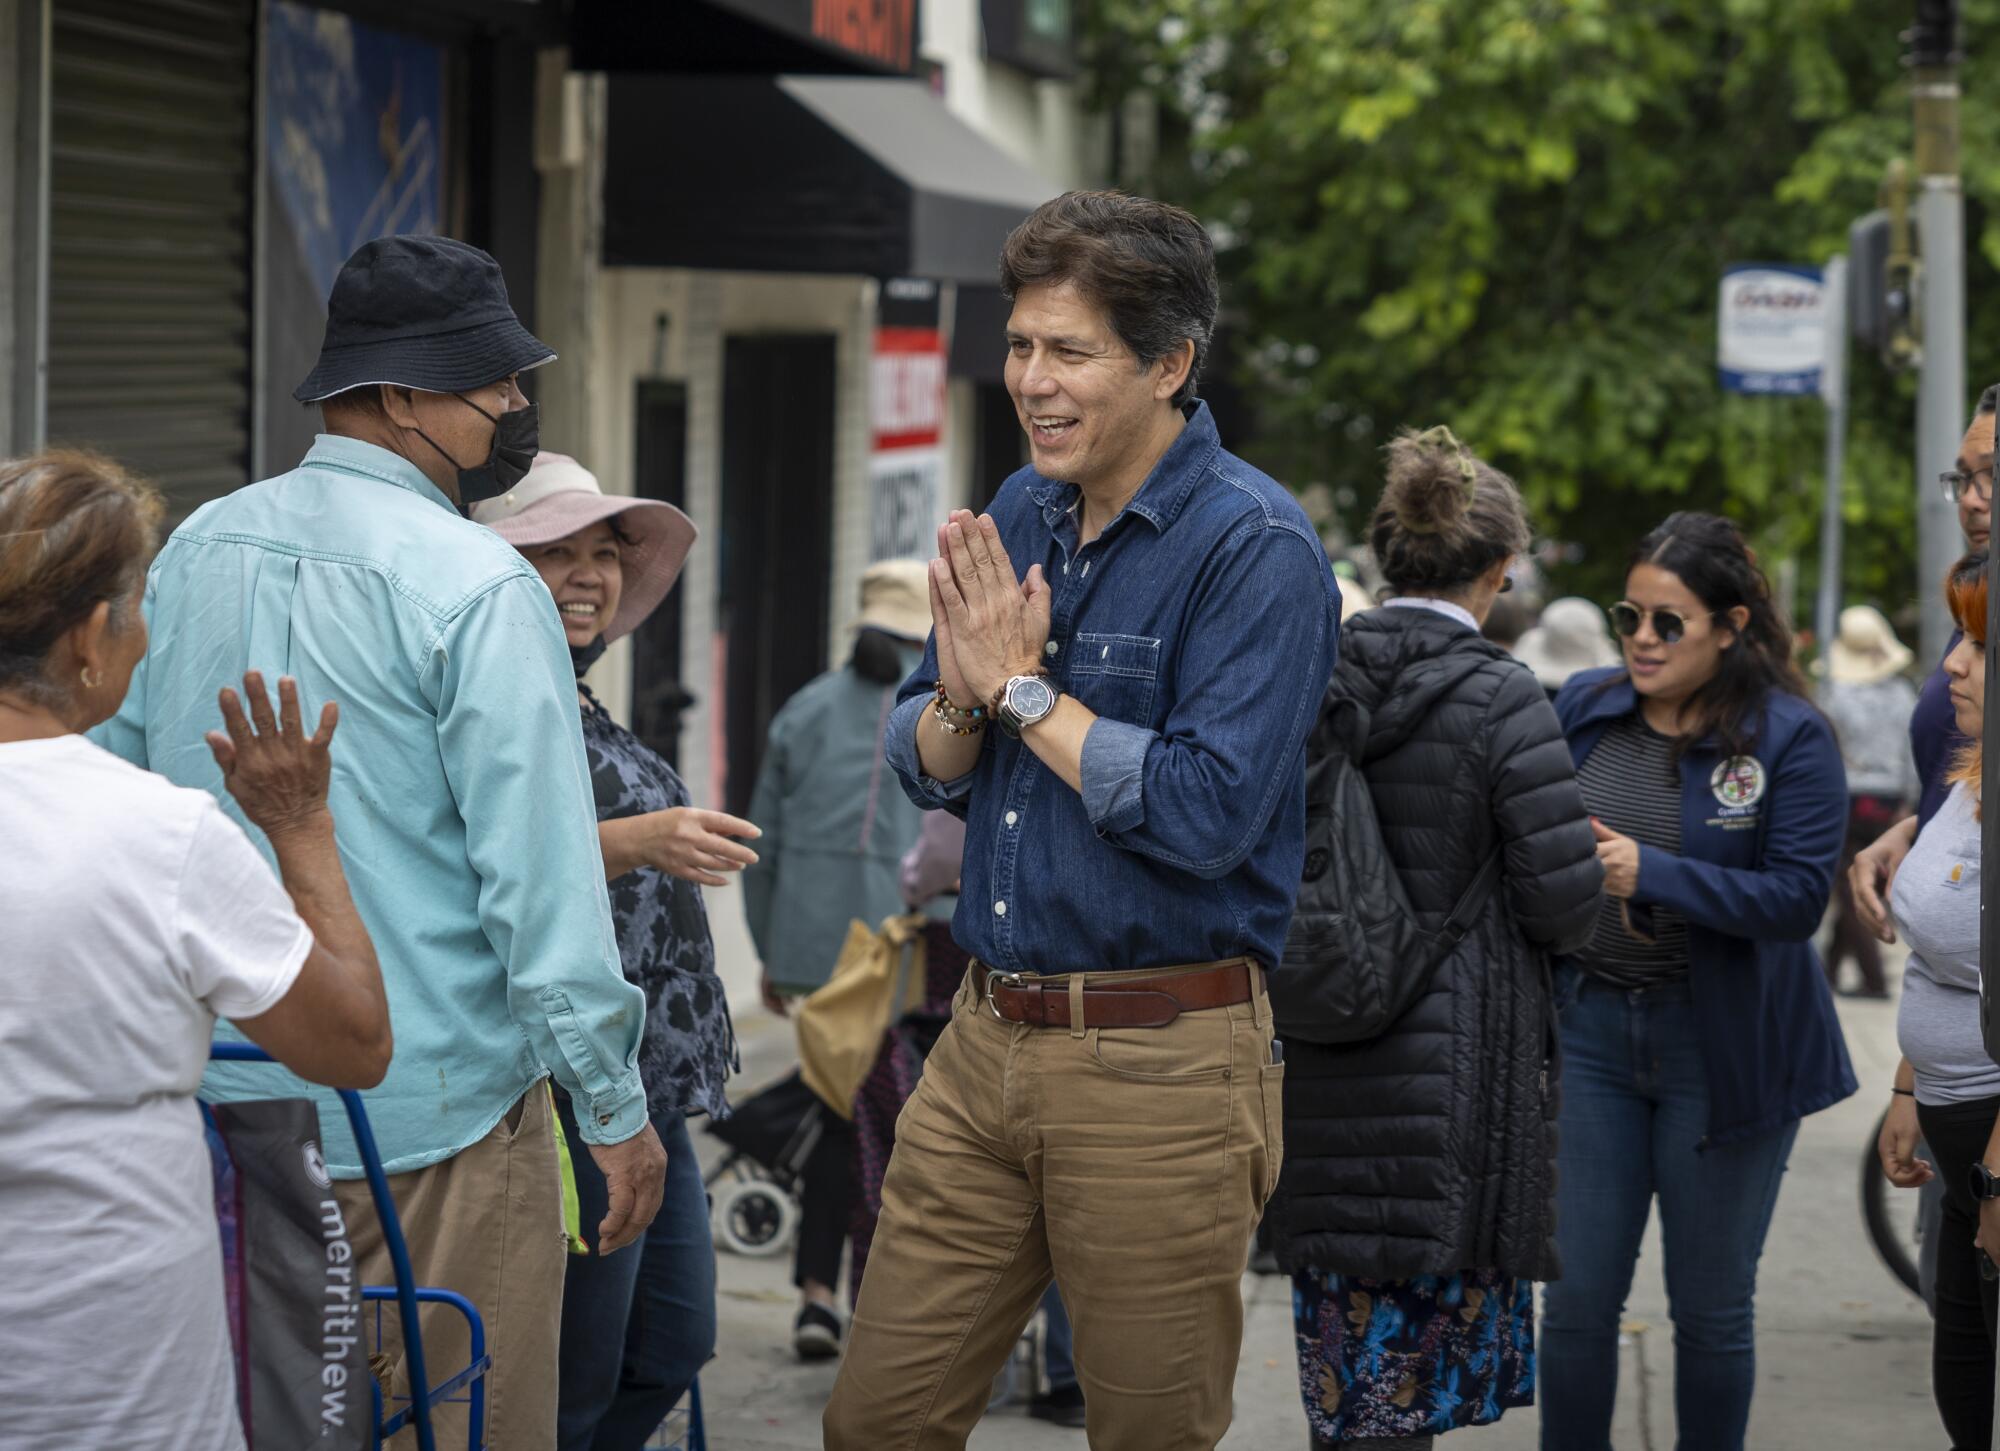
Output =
[
  {"x1": 871, "y1": 326, "x2": 947, "y2": 452},
  {"x1": 813, "y1": 0, "x2": 916, "y2": 73}
]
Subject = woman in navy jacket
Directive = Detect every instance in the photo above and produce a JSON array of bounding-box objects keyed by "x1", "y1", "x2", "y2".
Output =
[{"x1": 1541, "y1": 512, "x2": 1855, "y2": 1451}]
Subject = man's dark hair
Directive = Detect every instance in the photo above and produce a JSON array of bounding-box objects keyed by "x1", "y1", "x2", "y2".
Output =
[{"x1": 999, "y1": 190, "x2": 1219, "y2": 408}]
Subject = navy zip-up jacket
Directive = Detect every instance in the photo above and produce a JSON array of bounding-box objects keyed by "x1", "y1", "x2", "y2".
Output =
[{"x1": 1555, "y1": 668, "x2": 1857, "y2": 1146}]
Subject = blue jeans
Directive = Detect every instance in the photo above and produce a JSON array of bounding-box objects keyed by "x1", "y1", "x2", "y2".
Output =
[
  {"x1": 1540, "y1": 971, "x2": 1798, "y2": 1451},
  {"x1": 555, "y1": 1095, "x2": 717, "y2": 1451}
]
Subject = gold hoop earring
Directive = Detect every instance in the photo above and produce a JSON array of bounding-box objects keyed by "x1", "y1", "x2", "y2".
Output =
[{"x1": 80, "y1": 666, "x2": 103, "y2": 690}]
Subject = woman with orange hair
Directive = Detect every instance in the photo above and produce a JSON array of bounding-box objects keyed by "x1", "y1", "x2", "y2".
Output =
[{"x1": 1878, "y1": 549, "x2": 2000, "y2": 1450}]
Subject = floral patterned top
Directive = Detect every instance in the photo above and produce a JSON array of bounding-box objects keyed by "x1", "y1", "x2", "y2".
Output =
[{"x1": 580, "y1": 686, "x2": 735, "y2": 1121}]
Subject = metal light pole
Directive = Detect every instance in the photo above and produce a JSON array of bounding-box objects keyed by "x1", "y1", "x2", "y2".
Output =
[
  {"x1": 1912, "y1": 0, "x2": 1964, "y2": 664},
  {"x1": 1815, "y1": 255, "x2": 1849, "y2": 654}
]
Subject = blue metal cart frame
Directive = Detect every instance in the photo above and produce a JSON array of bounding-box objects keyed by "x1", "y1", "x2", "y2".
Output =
[{"x1": 208, "y1": 1042, "x2": 490, "y2": 1451}]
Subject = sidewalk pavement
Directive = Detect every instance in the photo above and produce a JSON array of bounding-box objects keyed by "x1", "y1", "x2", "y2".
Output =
[{"x1": 696, "y1": 906, "x2": 1933, "y2": 1449}]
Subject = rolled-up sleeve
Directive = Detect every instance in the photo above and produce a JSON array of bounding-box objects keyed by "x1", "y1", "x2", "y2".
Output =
[
  {"x1": 1094, "y1": 523, "x2": 1337, "y2": 879},
  {"x1": 433, "y1": 574, "x2": 649, "y2": 1145},
  {"x1": 1080, "y1": 717, "x2": 1150, "y2": 834},
  {"x1": 886, "y1": 643, "x2": 979, "y2": 813}
]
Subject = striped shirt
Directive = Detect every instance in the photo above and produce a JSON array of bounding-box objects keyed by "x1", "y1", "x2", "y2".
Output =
[{"x1": 1575, "y1": 714, "x2": 1691, "y2": 987}]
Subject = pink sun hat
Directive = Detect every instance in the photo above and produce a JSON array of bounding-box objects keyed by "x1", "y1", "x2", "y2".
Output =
[{"x1": 470, "y1": 451, "x2": 697, "y2": 644}]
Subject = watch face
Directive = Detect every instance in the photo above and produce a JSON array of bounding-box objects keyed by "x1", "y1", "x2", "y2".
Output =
[{"x1": 1010, "y1": 677, "x2": 1055, "y2": 720}]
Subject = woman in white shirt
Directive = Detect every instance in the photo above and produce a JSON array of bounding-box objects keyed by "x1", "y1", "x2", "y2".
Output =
[{"x1": 0, "y1": 450, "x2": 391, "y2": 1451}]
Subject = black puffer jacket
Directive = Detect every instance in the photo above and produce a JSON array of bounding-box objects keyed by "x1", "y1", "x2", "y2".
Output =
[{"x1": 1270, "y1": 607, "x2": 1602, "y2": 1281}]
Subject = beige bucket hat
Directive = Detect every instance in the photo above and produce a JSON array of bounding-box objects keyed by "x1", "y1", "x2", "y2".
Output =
[
  {"x1": 854, "y1": 559, "x2": 932, "y2": 642},
  {"x1": 1514, "y1": 597, "x2": 1622, "y2": 690},
  {"x1": 1823, "y1": 605, "x2": 1915, "y2": 685},
  {"x1": 470, "y1": 452, "x2": 697, "y2": 644}
]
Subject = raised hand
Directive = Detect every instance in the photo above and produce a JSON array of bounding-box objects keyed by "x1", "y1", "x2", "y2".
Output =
[{"x1": 205, "y1": 673, "x2": 339, "y2": 841}]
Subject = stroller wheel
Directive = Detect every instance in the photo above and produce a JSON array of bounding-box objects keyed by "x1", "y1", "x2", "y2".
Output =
[{"x1": 714, "y1": 1178, "x2": 798, "y2": 1258}]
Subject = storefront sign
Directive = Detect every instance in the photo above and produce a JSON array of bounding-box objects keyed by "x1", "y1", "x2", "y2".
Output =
[
  {"x1": 1717, "y1": 264, "x2": 1824, "y2": 395},
  {"x1": 871, "y1": 282, "x2": 948, "y2": 561},
  {"x1": 813, "y1": 0, "x2": 917, "y2": 72}
]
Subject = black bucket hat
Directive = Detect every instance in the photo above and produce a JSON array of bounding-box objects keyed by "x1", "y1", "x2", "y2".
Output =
[{"x1": 293, "y1": 236, "x2": 556, "y2": 404}]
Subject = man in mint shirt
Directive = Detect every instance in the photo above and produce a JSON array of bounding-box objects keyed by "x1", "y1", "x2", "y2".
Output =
[{"x1": 95, "y1": 236, "x2": 665, "y2": 1447}]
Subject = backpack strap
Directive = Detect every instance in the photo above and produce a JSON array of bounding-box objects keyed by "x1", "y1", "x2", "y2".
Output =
[
  {"x1": 1435, "y1": 851, "x2": 1505, "y2": 950},
  {"x1": 1320, "y1": 695, "x2": 1371, "y2": 763}
]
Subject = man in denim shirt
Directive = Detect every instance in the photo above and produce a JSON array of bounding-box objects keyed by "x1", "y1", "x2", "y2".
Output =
[
  {"x1": 95, "y1": 237, "x2": 665, "y2": 1448},
  {"x1": 826, "y1": 192, "x2": 1338, "y2": 1450}
]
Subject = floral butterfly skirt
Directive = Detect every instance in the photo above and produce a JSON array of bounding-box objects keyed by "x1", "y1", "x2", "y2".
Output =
[{"x1": 1291, "y1": 1268, "x2": 1535, "y2": 1440}]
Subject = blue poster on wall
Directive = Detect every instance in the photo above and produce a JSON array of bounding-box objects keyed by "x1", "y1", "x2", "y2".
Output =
[{"x1": 266, "y1": 1, "x2": 445, "y2": 300}]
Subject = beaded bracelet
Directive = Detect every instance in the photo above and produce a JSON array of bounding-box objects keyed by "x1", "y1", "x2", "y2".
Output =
[{"x1": 933, "y1": 679, "x2": 988, "y2": 735}]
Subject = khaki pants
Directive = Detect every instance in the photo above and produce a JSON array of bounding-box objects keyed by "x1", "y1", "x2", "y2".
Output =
[
  {"x1": 824, "y1": 964, "x2": 1285, "y2": 1451},
  {"x1": 333, "y1": 1086, "x2": 566, "y2": 1450}
]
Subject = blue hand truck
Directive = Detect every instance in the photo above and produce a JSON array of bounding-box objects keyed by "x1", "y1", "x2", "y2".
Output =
[{"x1": 207, "y1": 1042, "x2": 490, "y2": 1451}]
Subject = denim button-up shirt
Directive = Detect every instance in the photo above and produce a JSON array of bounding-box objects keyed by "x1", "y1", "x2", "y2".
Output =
[
  {"x1": 93, "y1": 435, "x2": 647, "y2": 1176},
  {"x1": 885, "y1": 403, "x2": 1338, "y2": 974}
]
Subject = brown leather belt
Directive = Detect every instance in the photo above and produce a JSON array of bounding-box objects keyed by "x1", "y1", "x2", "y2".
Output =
[{"x1": 970, "y1": 958, "x2": 1260, "y2": 1030}]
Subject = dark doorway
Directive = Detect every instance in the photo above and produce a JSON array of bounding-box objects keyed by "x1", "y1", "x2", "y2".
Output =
[
  {"x1": 720, "y1": 334, "x2": 837, "y2": 816},
  {"x1": 973, "y1": 381, "x2": 1027, "y2": 510},
  {"x1": 630, "y1": 380, "x2": 692, "y2": 771}
]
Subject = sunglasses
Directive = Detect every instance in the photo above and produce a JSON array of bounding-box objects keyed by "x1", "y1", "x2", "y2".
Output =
[{"x1": 1610, "y1": 602, "x2": 1719, "y2": 645}]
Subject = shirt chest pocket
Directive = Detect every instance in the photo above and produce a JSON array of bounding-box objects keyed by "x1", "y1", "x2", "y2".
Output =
[{"x1": 1067, "y1": 632, "x2": 1161, "y2": 726}]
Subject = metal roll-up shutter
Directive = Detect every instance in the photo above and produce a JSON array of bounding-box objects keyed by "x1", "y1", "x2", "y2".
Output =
[{"x1": 46, "y1": 0, "x2": 254, "y2": 520}]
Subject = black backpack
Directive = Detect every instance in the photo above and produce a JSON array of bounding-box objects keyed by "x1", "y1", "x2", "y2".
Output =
[{"x1": 1271, "y1": 695, "x2": 1502, "y2": 1044}]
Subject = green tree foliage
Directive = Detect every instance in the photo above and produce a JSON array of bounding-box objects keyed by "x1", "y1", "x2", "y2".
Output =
[{"x1": 1087, "y1": 0, "x2": 2000, "y2": 622}]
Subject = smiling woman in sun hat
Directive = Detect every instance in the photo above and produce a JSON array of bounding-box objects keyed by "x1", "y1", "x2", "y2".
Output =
[
  {"x1": 473, "y1": 452, "x2": 753, "y2": 1450},
  {"x1": 1814, "y1": 604, "x2": 1920, "y2": 998}
]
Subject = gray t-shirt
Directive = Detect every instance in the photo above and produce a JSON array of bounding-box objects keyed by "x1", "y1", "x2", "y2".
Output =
[{"x1": 1892, "y1": 782, "x2": 1999, "y2": 1104}]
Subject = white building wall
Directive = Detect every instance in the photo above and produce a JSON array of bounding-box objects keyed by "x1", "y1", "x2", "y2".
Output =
[{"x1": 919, "y1": 0, "x2": 1094, "y2": 190}]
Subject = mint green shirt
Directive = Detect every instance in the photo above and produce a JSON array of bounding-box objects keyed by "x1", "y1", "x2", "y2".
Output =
[{"x1": 94, "y1": 436, "x2": 647, "y2": 1176}]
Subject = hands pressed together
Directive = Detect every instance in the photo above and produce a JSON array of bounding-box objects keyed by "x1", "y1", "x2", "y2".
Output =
[{"x1": 928, "y1": 509, "x2": 1052, "y2": 710}]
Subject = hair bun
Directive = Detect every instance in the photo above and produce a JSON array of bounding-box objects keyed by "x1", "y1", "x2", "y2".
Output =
[{"x1": 1382, "y1": 427, "x2": 1476, "y2": 540}]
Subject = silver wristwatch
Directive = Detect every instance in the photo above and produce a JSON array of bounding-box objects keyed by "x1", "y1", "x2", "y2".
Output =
[{"x1": 994, "y1": 674, "x2": 1060, "y2": 737}]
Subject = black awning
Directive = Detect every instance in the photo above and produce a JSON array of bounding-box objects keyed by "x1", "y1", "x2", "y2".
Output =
[
  {"x1": 602, "y1": 76, "x2": 1057, "y2": 285},
  {"x1": 571, "y1": 0, "x2": 916, "y2": 75}
]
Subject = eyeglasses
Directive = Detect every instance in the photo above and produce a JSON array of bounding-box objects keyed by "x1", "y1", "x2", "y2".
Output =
[
  {"x1": 1941, "y1": 468, "x2": 1994, "y2": 504},
  {"x1": 1610, "y1": 602, "x2": 1719, "y2": 645}
]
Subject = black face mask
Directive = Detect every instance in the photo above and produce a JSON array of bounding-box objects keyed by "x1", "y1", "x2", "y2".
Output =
[
  {"x1": 416, "y1": 394, "x2": 539, "y2": 511},
  {"x1": 569, "y1": 636, "x2": 608, "y2": 679}
]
